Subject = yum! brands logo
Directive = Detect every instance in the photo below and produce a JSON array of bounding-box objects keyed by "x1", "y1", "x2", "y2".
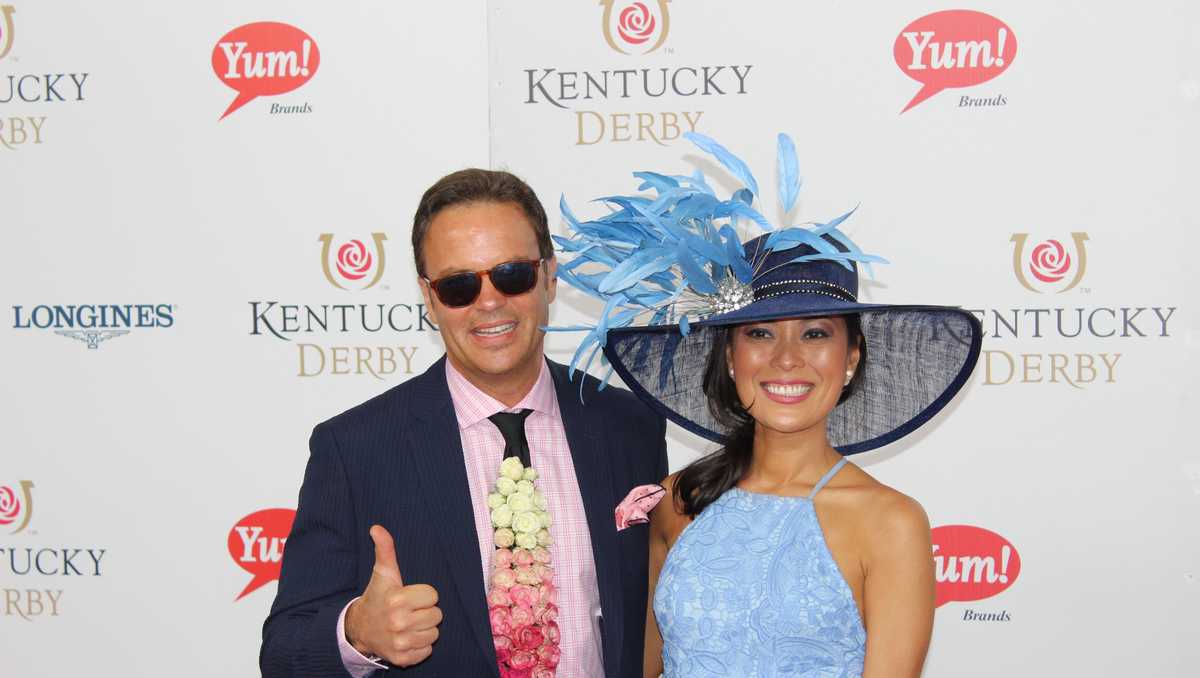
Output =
[
  {"x1": 600, "y1": 0, "x2": 671, "y2": 55},
  {"x1": 0, "y1": 481, "x2": 34, "y2": 534},
  {"x1": 1010, "y1": 232, "x2": 1089, "y2": 294},
  {"x1": 318, "y1": 233, "x2": 388, "y2": 290},
  {"x1": 894, "y1": 10, "x2": 1016, "y2": 113},
  {"x1": 932, "y1": 525, "x2": 1020, "y2": 616},
  {"x1": 212, "y1": 22, "x2": 320, "y2": 120},
  {"x1": 228, "y1": 508, "x2": 295, "y2": 600},
  {"x1": 0, "y1": 5, "x2": 15, "y2": 61}
]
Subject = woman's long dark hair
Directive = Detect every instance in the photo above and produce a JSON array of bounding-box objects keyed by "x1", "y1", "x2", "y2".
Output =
[{"x1": 672, "y1": 315, "x2": 866, "y2": 517}]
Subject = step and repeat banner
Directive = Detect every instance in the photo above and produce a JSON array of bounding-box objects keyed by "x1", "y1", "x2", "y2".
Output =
[{"x1": 4, "y1": 1, "x2": 1198, "y2": 676}]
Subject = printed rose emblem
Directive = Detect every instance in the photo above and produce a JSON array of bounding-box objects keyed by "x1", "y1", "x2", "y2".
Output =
[
  {"x1": 617, "y1": 2, "x2": 656, "y2": 45},
  {"x1": 335, "y1": 239, "x2": 374, "y2": 281},
  {"x1": 0, "y1": 486, "x2": 20, "y2": 525},
  {"x1": 1028, "y1": 239, "x2": 1072, "y2": 283}
]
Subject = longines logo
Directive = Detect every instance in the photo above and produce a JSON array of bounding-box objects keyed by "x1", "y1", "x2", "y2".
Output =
[
  {"x1": 0, "y1": 481, "x2": 33, "y2": 534},
  {"x1": 319, "y1": 233, "x2": 387, "y2": 290},
  {"x1": 1, "y1": 480, "x2": 110, "y2": 621},
  {"x1": 11, "y1": 304, "x2": 176, "y2": 350},
  {"x1": 1010, "y1": 232, "x2": 1088, "y2": 293},
  {"x1": 601, "y1": 0, "x2": 671, "y2": 55}
]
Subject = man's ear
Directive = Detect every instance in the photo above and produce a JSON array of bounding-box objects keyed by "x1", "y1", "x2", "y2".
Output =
[{"x1": 544, "y1": 255, "x2": 558, "y2": 303}]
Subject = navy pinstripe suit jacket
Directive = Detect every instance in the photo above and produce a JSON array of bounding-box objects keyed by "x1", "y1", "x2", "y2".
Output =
[{"x1": 261, "y1": 356, "x2": 668, "y2": 678}]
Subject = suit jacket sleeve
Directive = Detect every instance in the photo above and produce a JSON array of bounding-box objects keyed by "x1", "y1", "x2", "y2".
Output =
[{"x1": 260, "y1": 423, "x2": 362, "y2": 678}]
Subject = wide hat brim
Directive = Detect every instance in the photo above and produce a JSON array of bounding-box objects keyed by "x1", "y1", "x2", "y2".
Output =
[{"x1": 601, "y1": 299, "x2": 982, "y2": 454}]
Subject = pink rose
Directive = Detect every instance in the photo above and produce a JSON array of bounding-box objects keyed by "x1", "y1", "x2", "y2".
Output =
[
  {"x1": 494, "y1": 634, "x2": 514, "y2": 652},
  {"x1": 542, "y1": 621, "x2": 560, "y2": 644},
  {"x1": 510, "y1": 584, "x2": 537, "y2": 608},
  {"x1": 534, "y1": 603, "x2": 559, "y2": 625},
  {"x1": 493, "y1": 547, "x2": 515, "y2": 570},
  {"x1": 537, "y1": 643, "x2": 561, "y2": 668},
  {"x1": 500, "y1": 667, "x2": 531, "y2": 678},
  {"x1": 515, "y1": 625, "x2": 545, "y2": 651},
  {"x1": 491, "y1": 567, "x2": 517, "y2": 589},
  {"x1": 509, "y1": 649, "x2": 538, "y2": 670},
  {"x1": 537, "y1": 582, "x2": 557, "y2": 605},
  {"x1": 496, "y1": 646, "x2": 512, "y2": 664},
  {"x1": 532, "y1": 667, "x2": 555, "y2": 678},
  {"x1": 487, "y1": 586, "x2": 513, "y2": 607},
  {"x1": 534, "y1": 564, "x2": 554, "y2": 583},
  {"x1": 532, "y1": 546, "x2": 551, "y2": 564},
  {"x1": 516, "y1": 565, "x2": 541, "y2": 585},
  {"x1": 488, "y1": 606, "x2": 512, "y2": 635},
  {"x1": 510, "y1": 605, "x2": 533, "y2": 627},
  {"x1": 514, "y1": 549, "x2": 534, "y2": 567}
]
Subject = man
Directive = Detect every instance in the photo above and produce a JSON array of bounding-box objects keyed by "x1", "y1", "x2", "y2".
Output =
[{"x1": 260, "y1": 169, "x2": 668, "y2": 678}]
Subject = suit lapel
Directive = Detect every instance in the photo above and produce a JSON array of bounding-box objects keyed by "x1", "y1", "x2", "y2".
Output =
[
  {"x1": 406, "y1": 357, "x2": 499, "y2": 677},
  {"x1": 551, "y1": 362, "x2": 625, "y2": 678}
]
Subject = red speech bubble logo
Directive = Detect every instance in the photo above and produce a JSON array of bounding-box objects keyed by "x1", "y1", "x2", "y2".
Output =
[
  {"x1": 212, "y1": 22, "x2": 319, "y2": 120},
  {"x1": 932, "y1": 524, "x2": 1020, "y2": 608},
  {"x1": 228, "y1": 508, "x2": 295, "y2": 601},
  {"x1": 894, "y1": 10, "x2": 1016, "y2": 113}
]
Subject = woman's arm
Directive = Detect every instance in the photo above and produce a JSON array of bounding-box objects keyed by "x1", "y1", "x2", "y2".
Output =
[
  {"x1": 643, "y1": 474, "x2": 685, "y2": 678},
  {"x1": 860, "y1": 492, "x2": 936, "y2": 678}
]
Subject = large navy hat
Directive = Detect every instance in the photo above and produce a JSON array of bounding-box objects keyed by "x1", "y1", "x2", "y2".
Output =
[
  {"x1": 555, "y1": 133, "x2": 982, "y2": 453},
  {"x1": 600, "y1": 234, "x2": 982, "y2": 453}
]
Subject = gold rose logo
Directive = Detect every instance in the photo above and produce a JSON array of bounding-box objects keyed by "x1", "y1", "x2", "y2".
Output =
[
  {"x1": 0, "y1": 6, "x2": 15, "y2": 61},
  {"x1": 0, "y1": 480, "x2": 34, "y2": 534},
  {"x1": 601, "y1": 0, "x2": 671, "y2": 55},
  {"x1": 1010, "y1": 232, "x2": 1089, "y2": 293},
  {"x1": 318, "y1": 233, "x2": 388, "y2": 290}
]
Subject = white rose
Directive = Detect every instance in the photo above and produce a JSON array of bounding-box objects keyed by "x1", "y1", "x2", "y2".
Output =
[
  {"x1": 486, "y1": 493, "x2": 506, "y2": 510},
  {"x1": 516, "y1": 479, "x2": 535, "y2": 496},
  {"x1": 536, "y1": 529, "x2": 553, "y2": 546},
  {"x1": 495, "y1": 528, "x2": 516, "y2": 548},
  {"x1": 500, "y1": 456, "x2": 525, "y2": 481},
  {"x1": 507, "y1": 492, "x2": 533, "y2": 513},
  {"x1": 523, "y1": 467, "x2": 538, "y2": 482},
  {"x1": 496, "y1": 477, "x2": 517, "y2": 496},
  {"x1": 491, "y1": 504, "x2": 513, "y2": 528},
  {"x1": 539, "y1": 510, "x2": 552, "y2": 529},
  {"x1": 515, "y1": 532, "x2": 538, "y2": 550},
  {"x1": 532, "y1": 490, "x2": 547, "y2": 510},
  {"x1": 512, "y1": 511, "x2": 540, "y2": 534}
]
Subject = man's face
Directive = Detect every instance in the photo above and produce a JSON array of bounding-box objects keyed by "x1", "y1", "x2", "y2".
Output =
[{"x1": 419, "y1": 201, "x2": 556, "y2": 400}]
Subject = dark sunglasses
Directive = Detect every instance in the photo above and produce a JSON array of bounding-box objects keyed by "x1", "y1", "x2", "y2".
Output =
[{"x1": 425, "y1": 258, "x2": 544, "y2": 308}]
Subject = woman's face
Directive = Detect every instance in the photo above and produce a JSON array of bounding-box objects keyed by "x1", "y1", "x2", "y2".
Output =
[{"x1": 728, "y1": 316, "x2": 860, "y2": 439}]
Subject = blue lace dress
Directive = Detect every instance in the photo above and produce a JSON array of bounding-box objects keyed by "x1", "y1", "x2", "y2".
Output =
[{"x1": 654, "y1": 458, "x2": 866, "y2": 677}]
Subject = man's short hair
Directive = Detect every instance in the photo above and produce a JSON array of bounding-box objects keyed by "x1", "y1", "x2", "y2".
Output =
[{"x1": 411, "y1": 169, "x2": 553, "y2": 278}]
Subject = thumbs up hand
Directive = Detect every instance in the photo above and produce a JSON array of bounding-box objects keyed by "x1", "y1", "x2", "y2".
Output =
[{"x1": 345, "y1": 525, "x2": 442, "y2": 667}]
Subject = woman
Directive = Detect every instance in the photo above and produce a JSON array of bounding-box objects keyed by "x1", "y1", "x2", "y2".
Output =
[{"x1": 557, "y1": 133, "x2": 982, "y2": 677}]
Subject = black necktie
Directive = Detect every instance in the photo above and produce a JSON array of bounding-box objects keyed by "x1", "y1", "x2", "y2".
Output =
[{"x1": 488, "y1": 409, "x2": 533, "y2": 467}]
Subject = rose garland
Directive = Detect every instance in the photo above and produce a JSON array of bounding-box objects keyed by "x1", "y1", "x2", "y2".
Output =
[{"x1": 486, "y1": 456, "x2": 560, "y2": 678}]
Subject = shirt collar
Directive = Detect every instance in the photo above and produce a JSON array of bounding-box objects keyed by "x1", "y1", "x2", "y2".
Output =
[{"x1": 445, "y1": 357, "x2": 558, "y2": 430}]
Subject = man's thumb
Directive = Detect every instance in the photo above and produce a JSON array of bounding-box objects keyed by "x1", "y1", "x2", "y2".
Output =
[{"x1": 369, "y1": 524, "x2": 403, "y2": 584}]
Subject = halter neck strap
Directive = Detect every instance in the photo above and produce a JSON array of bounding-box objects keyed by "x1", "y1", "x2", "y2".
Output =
[{"x1": 808, "y1": 457, "x2": 848, "y2": 499}]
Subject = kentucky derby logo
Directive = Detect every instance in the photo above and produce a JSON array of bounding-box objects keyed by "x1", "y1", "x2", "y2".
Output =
[
  {"x1": 1010, "y1": 232, "x2": 1089, "y2": 293},
  {"x1": 318, "y1": 233, "x2": 388, "y2": 290},
  {"x1": 0, "y1": 480, "x2": 34, "y2": 534},
  {"x1": 0, "y1": 5, "x2": 15, "y2": 61},
  {"x1": 600, "y1": 0, "x2": 670, "y2": 55}
]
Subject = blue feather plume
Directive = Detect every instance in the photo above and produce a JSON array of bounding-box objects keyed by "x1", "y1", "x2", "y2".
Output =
[{"x1": 553, "y1": 133, "x2": 886, "y2": 388}]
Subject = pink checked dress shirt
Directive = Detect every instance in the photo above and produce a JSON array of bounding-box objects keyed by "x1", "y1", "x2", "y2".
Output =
[{"x1": 338, "y1": 359, "x2": 604, "y2": 677}]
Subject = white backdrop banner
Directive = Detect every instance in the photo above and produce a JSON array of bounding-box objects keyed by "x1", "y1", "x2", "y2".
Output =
[{"x1": 2, "y1": 0, "x2": 1198, "y2": 676}]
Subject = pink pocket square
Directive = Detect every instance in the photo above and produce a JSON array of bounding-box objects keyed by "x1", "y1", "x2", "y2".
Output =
[{"x1": 614, "y1": 484, "x2": 666, "y2": 531}]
